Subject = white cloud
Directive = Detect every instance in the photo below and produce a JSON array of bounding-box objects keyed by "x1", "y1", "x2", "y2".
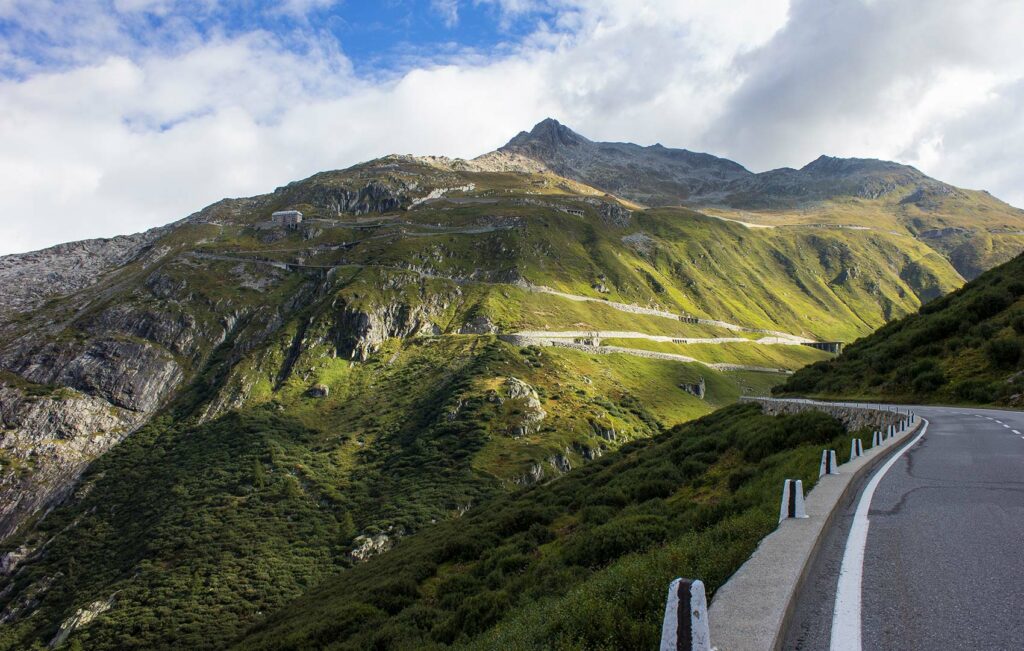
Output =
[
  {"x1": 432, "y1": 0, "x2": 460, "y2": 27},
  {"x1": 270, "y1": 0, "x2": 341, "y2": 18},
  {"x1": 705, "y1": 0, "x2": 1024, "y2": 175},
  {"x1": 0, "y1": 0, "x2": 1022, "y2": 256}
]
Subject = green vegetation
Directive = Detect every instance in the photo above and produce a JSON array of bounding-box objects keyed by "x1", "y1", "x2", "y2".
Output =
[
  {"x1": 779, "y1": 253, "x2": 1024, "y2": 405},
  {"x1": 234, "y1": 404, "x2": 869, "y2": 650},
  {"x1": 1, "y1": 153, "x2": 1011, "y2": 651},
  {"x1": 0, "y1": 335, "x2": 789, "y2": 650},
  {"x1": 600, "y1": 338, "x2": 832, "y2": 371},
  {"x1": 703, "y1": 186, "x2": 1024, "y2": 281}
]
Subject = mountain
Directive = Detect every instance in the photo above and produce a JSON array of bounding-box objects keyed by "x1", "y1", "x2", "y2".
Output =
[
  {"x1": 488, "y1": 119, "x2": 1024, "y2": 279},
  {"x1": 779, "y1": 252, "x2": 1024, "y2": 405},
  {"x1": 482, "y1": 117, "x2": 751, "y2": 206},
  {"x1": 0, "y1": 122, "x2": 1009, "y2": 649}
]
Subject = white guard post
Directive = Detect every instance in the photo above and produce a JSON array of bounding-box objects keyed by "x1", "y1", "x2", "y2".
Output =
[{"x1": 660, "y1": 578, "x2": 711, "y2": 651}]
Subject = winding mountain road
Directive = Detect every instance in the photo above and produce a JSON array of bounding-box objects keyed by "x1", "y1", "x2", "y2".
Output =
[
  {"x1": 191, "y1": 252, "x2": 815, "y2": 343},
  {"x1": 784, "y1": 403, "x2": 1024, "y2": 650}
]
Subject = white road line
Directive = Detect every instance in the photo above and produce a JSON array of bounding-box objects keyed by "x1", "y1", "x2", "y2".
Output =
[
  {"x1": 1014, "y1": 430, "x2": 1022, "y2": 435},
  {"x1": 830, "y1": 420, "x2": 930, "y2": 651},
  {"x1": 1004, "y1": 424, "x2": 1011, "y2": 429}
]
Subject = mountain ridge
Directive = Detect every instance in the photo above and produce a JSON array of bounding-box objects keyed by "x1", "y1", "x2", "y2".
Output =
[
  {"x1": 490, "y1": 118, "x2": 955, "y2": 206},
  {"x1": 0, "y1": 119, "x2": 1015, "y2": 650}
]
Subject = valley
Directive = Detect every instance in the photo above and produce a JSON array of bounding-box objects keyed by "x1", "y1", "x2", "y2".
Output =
[{"x1": 0, "y1": 120, "x2": 1022, "y2": 650}]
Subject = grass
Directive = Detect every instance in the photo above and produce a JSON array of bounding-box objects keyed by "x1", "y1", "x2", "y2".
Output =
[
  {"x1": 779, "y1": 252, "x2": 1024, "y2": 405},
  {"x1": 599, "y1": 338, "x2": 832, "y2": 371},
  {"x1": 0, "y1": 156, "x2": 1004, "y2": 651},
  {"x1": 233, "y1": 404, "x2": 874, "y2": 651},
  {"x1": 700, "y1": 189, "x2": 1024, "y2": 281}
]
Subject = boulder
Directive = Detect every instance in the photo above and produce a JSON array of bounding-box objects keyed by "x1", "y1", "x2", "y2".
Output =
[{"x1": 307, "y1": 384, "x2": 329, "y2": 398}]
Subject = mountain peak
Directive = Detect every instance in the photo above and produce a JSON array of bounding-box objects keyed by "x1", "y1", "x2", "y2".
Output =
[
  {"x1": 504, "y1": 117, "x2": 589, "y2": 150},
  {"x1": 800, "y1": 154, "x2": 920, "y2": 178}
]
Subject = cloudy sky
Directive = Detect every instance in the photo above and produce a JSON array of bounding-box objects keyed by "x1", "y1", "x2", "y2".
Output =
[{"x1": 1, "y1": 0, "x2": 1022, "y2": 255}]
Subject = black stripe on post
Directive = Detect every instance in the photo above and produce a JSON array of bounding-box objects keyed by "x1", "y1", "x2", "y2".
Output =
[
  {"x1": 676, "y1": 579, "x2": 692, "y2": 650},
  {"x1": 787, "y1": 479, "x2": 797, "y2": 518}
]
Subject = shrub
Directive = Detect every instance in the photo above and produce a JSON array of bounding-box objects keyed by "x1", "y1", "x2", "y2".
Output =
[
  {"x1": 912, "y1": 369, "x2": 946, "y2": 393},
  {"x1": 987, "y1": 338, "x2": 1023, "y2": 369},
  {"x1": 564, "y1": 515, "x2": 670, "y2": 567},
  {"x1": 627, "y1": 479, "x2": 677, "y2": 502},
  {"x1": 1012, "y1": 313, "x2": 1024, "y2": 335}
]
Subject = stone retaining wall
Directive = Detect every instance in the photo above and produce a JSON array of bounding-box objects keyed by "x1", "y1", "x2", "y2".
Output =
[{"x1": 742, "y1": 397, "x2": 905, "y2": 431}]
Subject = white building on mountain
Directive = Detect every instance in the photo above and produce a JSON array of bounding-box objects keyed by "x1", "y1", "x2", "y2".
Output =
[{"x1": 271, "y1": 210, "x2": 303, "y2": 226}]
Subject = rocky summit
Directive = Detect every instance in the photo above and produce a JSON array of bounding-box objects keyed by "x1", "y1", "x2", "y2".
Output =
[{"x1": 0, "y1": 120, "x2": 1022, "y2": 650}]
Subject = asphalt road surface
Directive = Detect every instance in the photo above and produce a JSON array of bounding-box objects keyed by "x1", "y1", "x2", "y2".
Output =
[{"x1": 784, "y1": 404, "x2": 1024, "y2": 651}]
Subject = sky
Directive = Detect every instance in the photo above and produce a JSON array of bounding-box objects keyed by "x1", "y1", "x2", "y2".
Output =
[{"x1": 1, "y1": 0, "x2": 1022, "y2": 255}]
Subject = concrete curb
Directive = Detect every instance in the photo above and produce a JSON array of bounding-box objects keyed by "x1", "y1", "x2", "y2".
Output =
[{"x1": 707, "y1": 404, "x2": 924, "y2": 651}]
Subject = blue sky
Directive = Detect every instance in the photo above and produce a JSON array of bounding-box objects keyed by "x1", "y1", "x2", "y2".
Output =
[
  {"x1": 0, "y1": 1, "x2": 559, "y2": 79},
  {"x1": 1, "y1": 0, "x2": 1023, "y2": 255}
]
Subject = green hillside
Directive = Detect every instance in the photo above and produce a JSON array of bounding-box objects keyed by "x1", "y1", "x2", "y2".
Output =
[
  {"x1": 234, "y1": 404, "x2": 870, "y2": 651},
  {"x1": 0, "y1": 155, "x2": 989, "y2": 650},
  {"x1": 779, "y1": 253, "x2": 1024, "y2": 405},
  {"x1": 0, "y1": 402, "x2": 872, "y2": 650}
]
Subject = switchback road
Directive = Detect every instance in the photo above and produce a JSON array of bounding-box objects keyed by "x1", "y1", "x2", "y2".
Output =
[{"x1": 784, "y1": 404, "x2": 1024, "y2": 650}]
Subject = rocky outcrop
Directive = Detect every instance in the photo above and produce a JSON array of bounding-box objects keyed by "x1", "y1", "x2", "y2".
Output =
[
  {"x1": 589, "y1": 418, "x2": 617, "y2": 441},
  {"x1": 1, "y1": 338, "x2": 183, "y2": 413},
  {"x1": 513, "y1": 462, "x2": 545, "y2": 486},
  {"x1": 548, "y1": 449, "x2": 572, "y2": 473},
  {"x1": 307, "y1": 383, "x2": 329, "y2": 398},
  {"x1": 593, "y1": 199, "x2": 633, "y2": 227},
  {"x1": 49, "y1": 596, "x2": 114, "y2": 648},
  {"x1": 280, "y1": 178, "x2": 408, "y2": 216},
  {"x1": 0, "y1": 255, "x2": 260, "y2": 541},
  {"x1": 331, "y1": 300, "x2": 445, "y2": 361},
  {"x1": 572, "y1": 441, "x2": 603, "y2": 461},
  {"x1": 349, "y1": 533, "x2": 393, "y2": 562},
  {"x1": 0, "y1": 544, "x2": 30, "y2": 577},
  {"x1": 680, "y1": 377, "x2": 706, "y2": 399},
  {"x1": 459, "y1": 315, "x2": 497, "y2": 335},
  {"x1": 0, "y1": 227, "x2": 169, "y2": 318},
  {"x1": 0, "y1": 383, "x2": 144, "y2": 541},
  {"x1": 504, "y1": 377, "x2": 547, "y2": 438}
]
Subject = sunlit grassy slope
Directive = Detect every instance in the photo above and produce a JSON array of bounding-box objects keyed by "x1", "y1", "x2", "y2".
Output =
[
  {"x1": 0, "y1": 156, "x2": 989, "y2": 651},
  {"x1": 779, "y1": 253, "x2": 1024, "y2": 405},
  {"x1": 701, "y1": 188, "x2": 1024, "y2": 280}
]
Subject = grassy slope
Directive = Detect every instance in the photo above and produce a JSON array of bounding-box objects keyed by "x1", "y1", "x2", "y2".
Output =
[
  {"x1": 196, "y1": 199, "x2": 963, "y2": 342},
  {"x1": 700, "y1": 189, "x2": 1024, "y2": 280},
  {"x1": 0, "y1": 160, "x2": 984, "y2": 650},
  {"x1": 600, "y1": 338, "x2": 832, "y2": 371},
  {"x1": 778, "y1": 253, "x2": 1024, "y2": 405},
  {"x1": 0, "y1": 335, "x2": 774, "y2": 651},
  {"x1": 234, "y1": 404, "x2": 873, "y2": 651}
]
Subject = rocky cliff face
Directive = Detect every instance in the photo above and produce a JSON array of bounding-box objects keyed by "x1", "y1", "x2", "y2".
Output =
[
  {"x1": 0, "y1": 383, "x2": 145, "y2": 541},
  {"x1": 0, "y1": 227, "x2": 169, "y2": 318},
  {"x1": 330, "y1": 298, "x2": 447, "y2": 362},
  {"x1": 0, "y1": 308, "x2": 190, "y2": 540},
  {"x1": 0, "y1": 242, "x2": 320, "y2": 541}
]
